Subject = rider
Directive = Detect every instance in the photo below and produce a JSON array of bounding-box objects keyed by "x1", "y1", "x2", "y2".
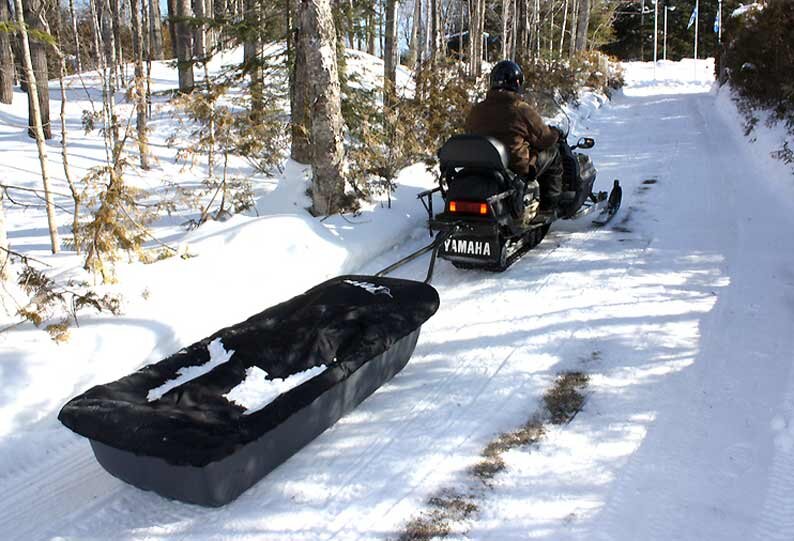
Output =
[{"x1": 465, "y1": 60, "x2": 564, "y2": 217}]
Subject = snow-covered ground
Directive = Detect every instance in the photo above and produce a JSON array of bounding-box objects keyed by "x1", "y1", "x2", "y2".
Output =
[{"x1": 2, "y1": 56, "x2": 794, "y2": 540}]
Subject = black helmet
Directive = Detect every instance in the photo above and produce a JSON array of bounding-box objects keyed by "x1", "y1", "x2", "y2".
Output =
[{"x1": 490, "y1": 60, "x2": 523, "y2": 92}]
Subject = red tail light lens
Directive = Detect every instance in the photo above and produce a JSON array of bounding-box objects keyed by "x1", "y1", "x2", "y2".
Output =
[{"x1": 449, "y1": 200, "x2": 489, "y2": 215}]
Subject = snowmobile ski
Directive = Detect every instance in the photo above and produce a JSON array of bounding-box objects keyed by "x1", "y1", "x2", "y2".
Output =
[{"x1": 592, "y1": 179, "x2": 622, "y2": 226}]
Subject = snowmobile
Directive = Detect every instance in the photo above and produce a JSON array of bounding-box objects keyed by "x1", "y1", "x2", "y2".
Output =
[{"x1": 417, "y1": 104, "x2": 621, "y2": 272}]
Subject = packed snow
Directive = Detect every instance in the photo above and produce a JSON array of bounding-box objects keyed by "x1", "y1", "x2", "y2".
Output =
[
  {"x1": 1, "y1": 53, "x2": 794, "y2": 541},
  {"x1": 146, "y1": 338, "x2": 235, "y2": 402},
  {"x1": 225, "y1": 365, "x2": 329, "y2": 415}
]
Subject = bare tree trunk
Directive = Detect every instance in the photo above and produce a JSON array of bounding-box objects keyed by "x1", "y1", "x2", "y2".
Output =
[
  {"x1": 175, "y1": 0, "x2": 194, "y2": 91},
  {"x1": 468, "y1": 0, "x2": 476, "y2": 73},
  {"x1": 501, "y1": 0, "x2": 510, "y2": 61},
  {"x1": 299, "y1": 0, "x2": 346, "y2": 216},
  {"x1": 22, "y1": 0, "x2": 52, "y2": 139},
  {"x1": 0, "y1": 193, "x2": 8, "y2": 281},
  {"x1": 109, "y1": 0, "x2": 124, "y2": 84},
  {"x1": 383, "y1": 0, "x2": 398, "y2": 109},
  {"x1": 204, "y1": 0, "x2": 215, "y2": 51},
  {"x1": 13, "y1": 0, "x2": 59, "y2": 254},
  {"x1": 194, "y1": 0, "x2": 206, "y2": 59},
  {"x1": 0, "y1": 0, "x2": 13, "y2": 104},
  {"x1": 50, "y1": 3, "x2": 81, "y2": 250},
  {"x1": 90, "y1": 0, "x2": 121, "y2": 159},
  {"x1": 64, "y1": 0, "x2": 84, "y2": 73},
  {"x1": 130, "y1": 0, "x2": 150, "y2": 169},
  {"x1": 548, "y1": 0, "x2": 553, "y2": 55},
  {"x1": 430, "y1": 0, "x2": 442, "y2": 65},
  {"x1": 471, "y1": 0, "x2": 484, "y2": 76},
  {"x1": 148, "y1": 0, "x2": 165, "y2": 60},
  {"x1": 167, "y1": 0, "x2": 177, "y2": 57},
  {"x1": 290, "y1": 0, "x2": 310, "y2": 163},
  {"x1": 378, "y1": 1, "x2": 384, "y2": 59},
  {"x1": 515, "y1": 0, "x2": 529, "y2": 66},
  {"x1": 366, "y1": 10, "x2": 375, "y2": 56},
  {"x1": 407, "y1": 0, "x2": 421, "y2": 69},
  {"x1": 574, "y1": 0, "x2": 590, "y2": 52},
  {"x1": 534, "y1": 0, "x2": 540, "y2": 56},
  {"x1": 243, "y1": 0, "x2": 261, "y2": 107},
  {"x1": 559, "y1": 0, "x2": 568, "y2": 55},
  {"x1": 100, "y1": 0, "x2": 123, "y2": 104},
  {"x1": 569, "y1": 0, "x2": 578, "y2": 57}
]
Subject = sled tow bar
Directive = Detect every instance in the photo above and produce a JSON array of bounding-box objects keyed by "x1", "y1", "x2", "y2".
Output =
[{"x1": 375, "y1": 225, "x2": 461, "y2": 284}]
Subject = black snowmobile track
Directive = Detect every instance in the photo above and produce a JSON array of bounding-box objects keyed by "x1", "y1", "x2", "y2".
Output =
[{"x1": 452, "y1": 223, "x2": 551, "y2": 272}]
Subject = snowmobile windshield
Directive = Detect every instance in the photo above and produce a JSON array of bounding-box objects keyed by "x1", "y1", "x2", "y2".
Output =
[{"x1": 521, "y1": 91, "x2": 571, "y2": 137}]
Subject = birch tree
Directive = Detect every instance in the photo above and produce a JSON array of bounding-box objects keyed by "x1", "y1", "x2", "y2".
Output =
[
  {"x1": 501, "y1": 0, "x2": 511, "y2": 60},
  {"x1": 22, "y1": 0, "x2": 52, "y2": 139},
  {"x1": 407, "y1": 0, "x2": 421, "y2": 69},
  {"x1": 299, "y1": 0, "x2": 347, "y2": 216},
  {"x1": 65, "y1": 0, "x2": 83, "y2": 73},
  {"x1": 13, "y1": 0, "x2": 60, "y2": 253},
  {"x1": 0, "y1": 0, "x2": 13, "y2": 104},
  {"x1": 430, "y1": 0, "x2": 443, "y2": 65}
]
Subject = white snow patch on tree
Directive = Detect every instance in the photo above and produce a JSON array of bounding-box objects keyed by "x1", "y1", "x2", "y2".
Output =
[
  {"x1": 147, "y1": 338, "x2": 235, "y2": 401},
  {"x1": 224, "y1": 364, "x2": 328, "y2": 415}
]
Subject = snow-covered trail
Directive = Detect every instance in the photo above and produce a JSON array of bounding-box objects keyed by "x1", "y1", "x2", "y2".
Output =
[
  {"x1": 2, "y1": 60, "x2": 793, "y2": 540},
  {"x1": 464, "y1": 67, "x2": 794, "y2": 539}
]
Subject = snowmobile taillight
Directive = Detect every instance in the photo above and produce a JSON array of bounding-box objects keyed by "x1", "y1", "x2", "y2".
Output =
[{"x1": 449, "y1": 200, "x2": 489, "y2": 216}]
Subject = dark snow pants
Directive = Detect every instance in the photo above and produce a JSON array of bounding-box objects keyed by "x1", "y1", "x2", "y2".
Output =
[{"x1": 535, "y1": 146, "x2": 564, "y2": 210}]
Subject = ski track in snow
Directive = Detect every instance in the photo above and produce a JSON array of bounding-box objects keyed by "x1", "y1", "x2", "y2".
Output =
[{"x1": 2, "y1": 59, "x2": 794, "y2": 540}]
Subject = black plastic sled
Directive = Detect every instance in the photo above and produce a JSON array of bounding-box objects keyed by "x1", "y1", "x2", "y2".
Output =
[
  {"x1": 418, "y1": 134, "x2": 622, "y2": 272},
  {"x1": 59, "y1": 275, "x2": 439, "y2": 507}
]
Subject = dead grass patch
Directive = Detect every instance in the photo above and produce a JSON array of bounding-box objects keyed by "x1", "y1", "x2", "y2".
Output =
[
  {"x1": 393, "y1": 371, "x2": 590, "y2": 540},
  {"x1": 397, "y1": 491, "x2": 478, "y2": 541},
  {"x1": 543, "y1": 372, "x2": 590, "y2": 425},
  {"x1": 398, "y1": 512, "x2": 449, "y2": 541},
  {"x1": 428, "y1": 490, "x2": 479, "y2": 519}
]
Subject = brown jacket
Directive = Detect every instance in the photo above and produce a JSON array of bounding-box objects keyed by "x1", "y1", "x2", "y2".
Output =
[{"x1": 465, "y1": 89, "x2": 558, "y2": 177}]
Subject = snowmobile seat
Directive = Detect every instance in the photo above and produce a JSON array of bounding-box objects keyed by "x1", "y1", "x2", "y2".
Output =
[
  {"x1": 438, "y1": 135, "x2": 510, "y2": 174},
  {"x1": 438, "y1": 135, "x2": 525, "y2": 218}
]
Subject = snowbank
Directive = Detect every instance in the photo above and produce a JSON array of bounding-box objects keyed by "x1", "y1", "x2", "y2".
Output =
[{"x1": 714, "y1": 84, "x2": 794, "y2": 212}]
